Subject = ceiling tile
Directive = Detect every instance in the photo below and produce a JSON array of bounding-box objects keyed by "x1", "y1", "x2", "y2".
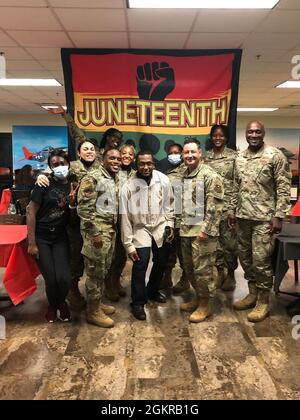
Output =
[
  {"x1": 128, "y1": 9, "x2": 196, "y2": 32},
  {"x1": 0, "y1": 30, "x2": 18, "y2": 46},
  {"x1": 277, "y1": 0, "x2": 300, "y2": 9},
  {"x1": 256, "y1": 10, "x2": 300, "y2": 33},
  {"x1": 263, "y1": 61, "x2": 293, "y2": 73},
  {"x1": 0, "y1": 1, "x2": 46, "y2": 5},
  {"x1": 276, "y1": 50, "x2": 300, "y2": 63},
  {"x1": 241, "y1": 49, "x2": 290, "y2": 63},
  {"x1": 8, "y1": 70, "x2": 53, "y2": 78},
  {"x1": 194, "y1": 10, "x2": 269, "y2": 33},
  {"x1": 25, "y1": 47, "x2": 61, "y2": 60},
  {"x1": 7, "y1": 31, "x2": 73, "y2": 47},
  {"x1": 55, "y1": 9, "x2": 126, "y2": 31},
  {"x1": 0, "y1": 7, "x2": 62, "y2": 30},
  {"x1": 186, "y1": 33, "x2": 246, "y2": 49},
  {"x1": 0, "y1": 47, "x2": 32, "y2": 60},
  {"x1": 6, "y1": 60, "x2": 44, "y2": 70},
  {"x1": 69, "y1": 32, "x2": 128, "y2": 48},
  {"x1": 130, "y1": 32, "x2": 187, "y2": 49},
  {"x1": 242, "y1": 33, "x2": 300, "y2": 50},
  {"x1": 49, "y1": 0, "x2": 123, "y2": 7},
  {"x1": 38, "y1": 60, "x2": 63, "y2": 70}
]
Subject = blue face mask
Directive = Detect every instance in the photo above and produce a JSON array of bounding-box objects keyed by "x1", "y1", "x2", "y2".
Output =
[
  {"x1": 52, "y1": 165, "x2": 69, "y2": 180},
  {"x1": 168, "y1": 154, "x2": 182, "y2": 166}
]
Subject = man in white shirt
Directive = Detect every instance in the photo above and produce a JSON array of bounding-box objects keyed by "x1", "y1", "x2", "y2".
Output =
[{"x1": 120, "y1": 150, "x2": 175, "y2": 320}]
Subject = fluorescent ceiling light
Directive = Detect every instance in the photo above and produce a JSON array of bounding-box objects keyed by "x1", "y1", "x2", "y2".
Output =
[
  {"x1": 237, "y1": 108, "x2": 278, "y2": 112},
  {"x1": 128, "y1": 0, "x2": 279, "y2": 9},
  {"x1": 40, "y1": 104, "x2": 67, "y2": 111},
  {"x1": 0, "y1": 78, "x2": 61, "y2": 86},
  {"x1": 276, "y1": 81, "x2": 300, "y2": 88}
]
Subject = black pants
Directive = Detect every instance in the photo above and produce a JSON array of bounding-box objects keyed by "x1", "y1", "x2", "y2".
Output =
[
  {"x1": 131, "y1": 240, "x2": 170, "y2": 306},
  {"x1": 36, "y1": 238, "x2": 71, "y2": 307}
]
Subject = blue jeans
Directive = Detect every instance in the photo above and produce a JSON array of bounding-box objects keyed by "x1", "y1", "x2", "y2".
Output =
[{"x1": 131, "y1": 240, "x2": 170, "y2": 306}]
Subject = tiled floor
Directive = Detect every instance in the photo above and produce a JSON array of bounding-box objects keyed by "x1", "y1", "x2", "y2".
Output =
[{"x1": 0, "y1": 262, "x2": 300, "y2": 400}]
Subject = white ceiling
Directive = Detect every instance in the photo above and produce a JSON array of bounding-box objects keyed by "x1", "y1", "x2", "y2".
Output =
[{"x1": 0, "y1": 0, "x2": 299, "y2": 116}]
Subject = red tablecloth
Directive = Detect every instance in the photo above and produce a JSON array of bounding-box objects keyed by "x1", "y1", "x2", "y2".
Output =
[
  {"x1": 0, "y1": 189, "x2": 11, "y2": 214},
  {"x1": 291, "y1": 200, "x2": 300, "y2": 217},
  {"x1": 0, "y1": 225, "x2": 39, "y2": 305}
]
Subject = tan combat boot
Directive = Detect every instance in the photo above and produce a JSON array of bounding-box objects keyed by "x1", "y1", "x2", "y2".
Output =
[
  {"x1": 221, "y1": 269, "x2": 236, "y2": 292},
  {"x1": 233, "y1": 282, "x2": 257, "y2": 311},
  {"x1": 173, "y1": 275, "x2": 190, "y2": 294},
  {"x1": 67, "y1": 281, "x2": 86, "y2": 311},
  {"x1": 189, "y1": 297, "x2": 212, "y2": 323},
  {"x1": 247, "y1": 290, "x2": 270, "y2": 323},
  {"x1": 180, "y1": 299, "x2": 199, "y2": 312},
  {"x1": 215, "y1": 267, "x2": 225, "y2": 289},
  {"x1": 100, "y1": 303, "x2": 116, "y2": 315},
  {"x1": 86, "y1": 300, "x2": 114, "y2": 328}
]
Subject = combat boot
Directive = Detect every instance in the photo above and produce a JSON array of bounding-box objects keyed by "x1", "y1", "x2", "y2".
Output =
[
  {"x1": 67, "y1": 281, "x2": 86, "y2": 311},
  {"x1": 86, "y1": 300, "x2": 114, "y2": 328},
  {"x1": 173, "y1": 275, "x2": 190, "y2": 294},
  {"x1": 100, "y1": 303, "x2": 116, "y2": 315},
  {"x1": 189, "y1": 297, "x2": 211, "y2": 323},
  {"x1": 221, "y1": 269, "x2": 236, "y2": 292},
  {"x1": 233, "y1": 282, "x2": 257, "y2": 311},
  {"x1": 215, "y1": 267, "x2": 225, "y2": 289},
  {"x1": 180, "y1": 299, "x2": 199, "y2": 312},
  {"x1": 247, "y1": 290, "x2": 270, "y2": 323}
]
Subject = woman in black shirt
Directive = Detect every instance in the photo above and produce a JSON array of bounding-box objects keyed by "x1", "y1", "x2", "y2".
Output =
[{"x1": 27, "y1": 150, "x2": 74, "y2": 323}]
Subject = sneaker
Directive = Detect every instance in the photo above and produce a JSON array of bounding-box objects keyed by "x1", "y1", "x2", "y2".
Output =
[
  {"x1": 45, "y1": 306, "x2": 58, "y2": 323},
  {"x1": 57, "y1": 302, "x2": 71, "y2": 322}
]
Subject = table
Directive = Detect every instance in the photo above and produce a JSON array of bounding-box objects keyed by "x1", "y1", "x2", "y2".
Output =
[
  {"x1": 0, "y1": 225, "x2": 39, "y2": 305},
  {"x1": 0, "y1": 189, "x2": 11, "y2": 214},
  {"x1": 273, "y1": 224, "x2": 300, "y2": 289}
]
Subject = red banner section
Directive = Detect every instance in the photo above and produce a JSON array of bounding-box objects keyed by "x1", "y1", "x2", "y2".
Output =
[{"x1": 62, "y1": 49, "x2": 241, "y2": 152}]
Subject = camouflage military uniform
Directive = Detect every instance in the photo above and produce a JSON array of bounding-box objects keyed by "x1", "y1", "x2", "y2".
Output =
[
  {"x1": 64, "y1": 113, "x2": 103, "y2": 163},
  {"x1": 180, "y1": 162, "x2": 224, "y2": 298},
  {"x1": 205, "y1": 147, "x2": 238, "y2": 272},
  {"x1": 230, "y1": 144, "x2": 291, "y2": 290},
  {"x1": 77, "y1": 166, "x2": 118, "y2": 303},
  {"x1": 67, "y1": 159, "x2": 100, "y2": 284}
]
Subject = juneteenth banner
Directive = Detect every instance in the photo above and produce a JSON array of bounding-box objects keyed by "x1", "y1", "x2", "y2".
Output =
[{"x1": 61, "y1": 49, "x2": 242, "y2": 161}]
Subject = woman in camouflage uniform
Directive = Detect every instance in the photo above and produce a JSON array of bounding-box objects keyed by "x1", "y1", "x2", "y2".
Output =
[{"x1": 205, "y1": 124, "x2": 238, "y2": 291}]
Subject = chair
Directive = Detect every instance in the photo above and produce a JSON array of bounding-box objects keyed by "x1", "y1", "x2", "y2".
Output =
[{"x1": 11, "y1": 189, "x2": 31, "y2": 216}]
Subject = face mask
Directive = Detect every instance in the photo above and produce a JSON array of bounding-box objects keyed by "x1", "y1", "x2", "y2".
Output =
[
  {"x1": 52, "y1": 165, "x2": 69, "y2": 180},
  {"x1": 168, "y1": 154, "x2": 182, "y2": 165}
]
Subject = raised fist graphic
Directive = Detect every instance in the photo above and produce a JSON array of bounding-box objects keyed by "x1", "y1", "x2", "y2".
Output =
[{"x1": 136, "y1": 62, "x2": 175, "y2": 101}]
